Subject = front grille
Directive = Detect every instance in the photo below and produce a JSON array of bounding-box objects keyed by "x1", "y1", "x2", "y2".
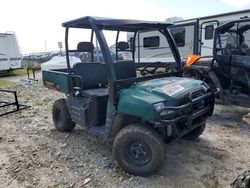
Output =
[
  {"x1": 191, "y1": 89, "x2": 213, "y2": 120},
  {"x1": 191, "y1": 90, "x2": 206, "y2": 99},
  {"x1": 158, "y1": 87, "x2": 214, "y2": 126},
  {"x1": 192, "y1": 90, "x2": 206, "y2": 112}
]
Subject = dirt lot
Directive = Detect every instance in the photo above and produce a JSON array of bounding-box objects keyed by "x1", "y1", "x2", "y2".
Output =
[{"x1": 0, "y1": 81, "x2": 250, "y2": 188}]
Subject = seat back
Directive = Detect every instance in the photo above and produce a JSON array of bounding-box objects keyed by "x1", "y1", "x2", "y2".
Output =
[
  {"x1": 73, "y1": 63, "x2": 107, "y2": 90},
  {"x1": 114, "y1": 60, "x2": 136, "y2": 80},
  {"x1": 77, "y1": 42, "x2": 94, "y2": 52},
  {"x1": 116, "y1": 41, "x2": 133, "y2": 61},
  {"x1": 77, "y1": 42, "x2": 94, "y2": 62},
  {"x1": 117, "y1": 41, "x2": 130, "y2": 51}
]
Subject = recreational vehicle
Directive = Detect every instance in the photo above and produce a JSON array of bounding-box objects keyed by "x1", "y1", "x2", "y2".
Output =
[
  {"x1": 169, "y1": 9, "x2": 250, "y2": 57},
  {"x1": 128, "y1": 30, "x2": 177, "y2": 63},
  {"x1": 0, "y1": 32, "x2": 22, "y2": 72},
  {"x1": 126, "y1": 9, "x2": 250, "y2": 63}
]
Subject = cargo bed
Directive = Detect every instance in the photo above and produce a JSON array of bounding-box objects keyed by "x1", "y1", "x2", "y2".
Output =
[{"x1": 42, "y1": 69, "x2": 71, "y2": 94}]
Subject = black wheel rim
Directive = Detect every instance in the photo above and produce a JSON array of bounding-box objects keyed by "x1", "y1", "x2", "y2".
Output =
[{"x1": 126, "y1": 141, "x2": 152, "y2": 166}]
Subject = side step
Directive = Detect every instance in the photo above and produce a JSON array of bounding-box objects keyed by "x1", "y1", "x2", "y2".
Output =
[
  {"x1": 221, "y1": 90, "x2": 250, "y2": 108},
  {"x1": 88, "y1": 125, "x2": 107, "y2": 138}
]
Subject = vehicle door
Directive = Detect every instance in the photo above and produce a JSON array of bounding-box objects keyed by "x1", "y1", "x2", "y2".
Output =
[
  {"x1": 230, "y1": 21, "x2": 250, "y2": 94},
  {"x1": 213, "y1": 22, "x2": 238, "y2": 88},
  {"x1": 200, "y1": 21, "x2": 219, "y2": 56}
]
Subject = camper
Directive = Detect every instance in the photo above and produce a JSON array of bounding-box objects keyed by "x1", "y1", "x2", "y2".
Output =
[
  {"x1": 127, "y1": 9, "x2": 250, "y2": 62},
  {"x1": 170, "y1": 9, "x2": 250, "y2": 57},
  {"x1": 127, "y1": 27, "x2": 177, "y2": 64},
  {"x1": 169, "y1": 9, "x2": 250, "y2": 57},
  {"x1": 0, "y1": 32, "x2": 22, "y2": 72}
]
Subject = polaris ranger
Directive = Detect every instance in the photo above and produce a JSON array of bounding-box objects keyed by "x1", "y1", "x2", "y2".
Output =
[
  {"x1": 42, "y1": 16, "x2": 214, "y2": 176},
  {"x1": 184, "y1": 18, "x2": 250, "y2": 108}
]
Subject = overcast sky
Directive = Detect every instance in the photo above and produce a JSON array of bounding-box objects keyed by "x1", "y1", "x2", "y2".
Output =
[{"x1": 1, "y1": 0, "x2": 250, "y2": 54}]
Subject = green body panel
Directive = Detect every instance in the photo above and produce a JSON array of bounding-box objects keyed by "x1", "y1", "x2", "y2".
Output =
[
  {"x1": 133, "y1": 77, "x2": 203, "y2": 97},
  {"x1": 42, "y1": 70, "x2": 70, "y2": 93},
  {"x1": 117, "y1": 77, "x2": 204, "y2": 122},
  {"x1": 117, "y1": 87, "x2": 161, "y2": 121}
]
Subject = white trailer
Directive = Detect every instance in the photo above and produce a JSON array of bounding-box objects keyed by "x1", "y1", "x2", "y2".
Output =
[
  {"x1": 127, "y1": 9, "x2": 250, "y2": 62},
  {"x1": 0, "y1": 32, "x2": 22, "y2": 71},
  {"x1": 127, "y1": 28, "x2": 177, "y2": 63},
  {"x1": 169, "y1": 9, "x2": 250, "y2": 57}
]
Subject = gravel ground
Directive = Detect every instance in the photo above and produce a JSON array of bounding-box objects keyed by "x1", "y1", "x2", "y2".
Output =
[{"x1": 0, "y1": 81, "x2": 250, "y2": 188}]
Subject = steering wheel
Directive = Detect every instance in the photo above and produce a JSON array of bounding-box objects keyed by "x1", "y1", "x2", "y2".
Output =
[{"x1": 139, "y1": 61, "x2": 163, "y2": 76}]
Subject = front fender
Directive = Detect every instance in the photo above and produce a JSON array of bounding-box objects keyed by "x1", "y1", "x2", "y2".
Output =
[{"x1": 117, "y1": 89, "x2": 161, "y2": 122}]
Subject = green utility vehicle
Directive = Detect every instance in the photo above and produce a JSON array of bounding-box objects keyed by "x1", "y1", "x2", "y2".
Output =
[{"x1": 42, "y1": 16, "x2": 214, "y2": 176}]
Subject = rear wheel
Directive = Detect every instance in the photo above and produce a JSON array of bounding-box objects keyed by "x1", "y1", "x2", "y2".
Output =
[
  {"x1": 113, "y1": 124, "x2": 165, "y2": 176},
  {"x1": 52, "y1": 98, "x2": 75, "y2": 132},
  {"x1": 183, "y1": 122, "x2": 206, "y2": 140}
]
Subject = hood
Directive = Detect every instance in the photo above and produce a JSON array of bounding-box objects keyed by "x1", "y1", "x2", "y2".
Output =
[
  {"x1": 127, "y1": 77, "x2": 205, "y2": 104},
  {"x1": 117, "y1": 77, "x2": 206, "y2": 121}
]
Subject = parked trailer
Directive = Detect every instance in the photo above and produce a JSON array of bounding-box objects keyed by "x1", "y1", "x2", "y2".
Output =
[
  {"x1": 0, "y1": 32, "x2": 22, "y2": 72},
  {"x1": 170, "y1": 9, "x2": 250, "y2": 57},
  {"x1": 127, "y1": 9, "x2": 250, "y2": 62}
]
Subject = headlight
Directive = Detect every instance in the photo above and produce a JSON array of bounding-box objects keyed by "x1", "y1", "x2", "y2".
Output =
[
  {"x1": 160, "y1": 110, "x2": 175, "y2": 116},
  {"x1": 153, "y1": 102, "x2": 165, "y2": 112},
  {"x1": 153, "y1": 102, "x2": 176, "y2": 116}
]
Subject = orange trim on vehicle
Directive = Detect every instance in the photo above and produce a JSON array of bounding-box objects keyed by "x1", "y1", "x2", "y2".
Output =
[{"x1": 185, "y1": 54, "x2": 201, "y2": 67}]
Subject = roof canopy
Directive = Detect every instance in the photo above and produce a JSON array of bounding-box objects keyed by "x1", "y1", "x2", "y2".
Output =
[
  {"x1": 216, "y1": 17, "x2": 250, "y2": 33},
  {"x1": 62, "y1": 16, "x2": 172, "y2": 32}
]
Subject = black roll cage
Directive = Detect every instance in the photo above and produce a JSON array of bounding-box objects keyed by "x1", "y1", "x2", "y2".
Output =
[
  {"x1": 213, "y1": 17, "x2": 250, "y2": 56},
  {"x1": 63, "y1": 16, "x2": 182, "y2": 105}
]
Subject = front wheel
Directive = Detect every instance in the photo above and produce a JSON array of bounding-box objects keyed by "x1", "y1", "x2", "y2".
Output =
[{"x1": 113, "y1": 124, "x2": 165, "y2": 176}]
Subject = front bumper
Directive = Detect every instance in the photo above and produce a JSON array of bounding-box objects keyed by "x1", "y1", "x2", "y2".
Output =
[{"x1": 154, "y1": 89, "x2": 214, "y2": 136}]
